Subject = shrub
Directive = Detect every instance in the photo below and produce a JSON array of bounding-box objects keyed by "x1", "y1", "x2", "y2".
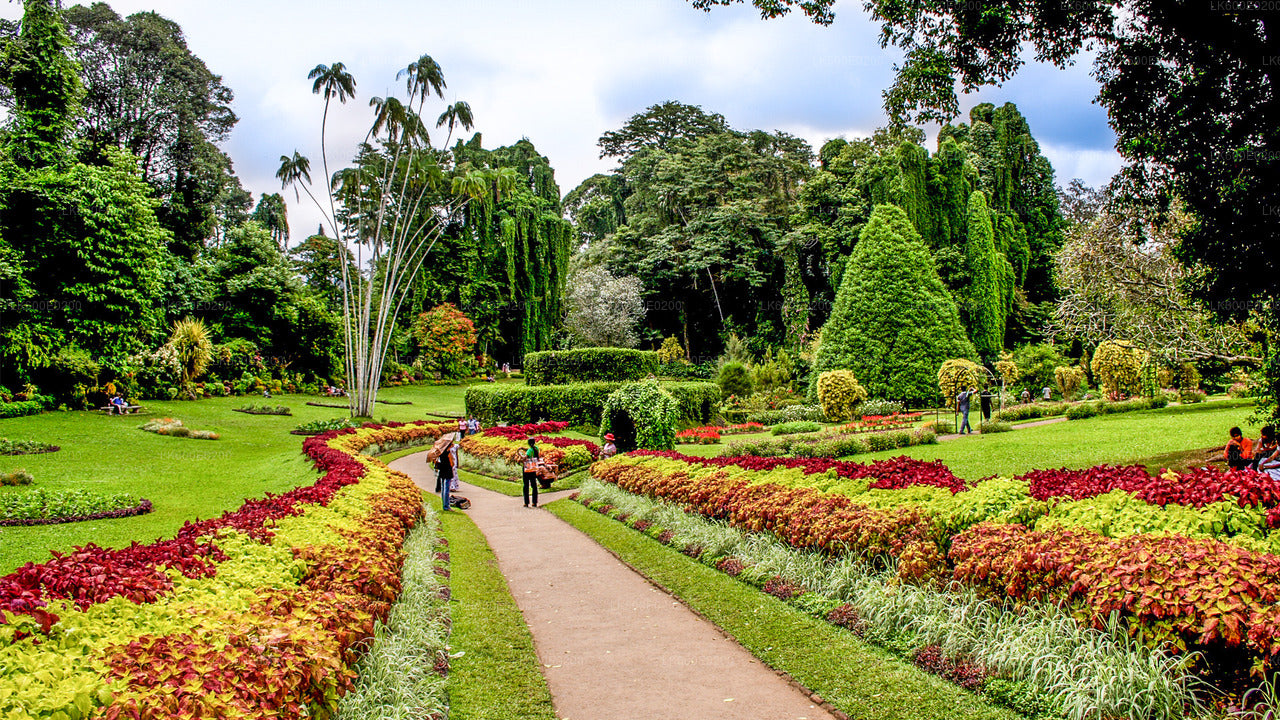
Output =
[
  {"x1": 657, "y1": 336, "x2": 685, "y2": 364},
  {"x1": 860, "y1": 398, "x2": 906, "y2": 417},
  {"x1": 293, "y1": 417, "x2": 360, "y2": 433},
  {"x1": 811, "y1": 204, "x2": 976, "y2": 407},
  {"x1": 716, "y1": 361, "x2": 754, "y2": 399},
  {"x1": 771, "y1": 421, "x2": 822, "y2": 436},
  {"x1": 413, "y1": 303, "x2": 478, "y2": 380},
  {"x1": 1, "y1": 469, "x2": 34, "y2": 486},
  {"x1": 746, "y1": 404, "x2": 827, "y2": 425},
  {"x1": 993, "y1": 402, "x2": 1069, "y2": 422},
  {"x1": 816, "y1": 370, "x2": 867, "y2": 422},
  {"x1": 523, "y1": 348, "x2": 659, "y2": 386},
  {"x1": 0, "y1": 400, "x2": 43, "y2": 419},
  {"x1": 1055, "y1": 365, "x2": 1087, "y2": 399},
  {"x1": 600, "y1": 380, "x2": 679, "y2": 451},
  {"x1": 1229, "y1": 382, "x2": 1253, "y2": 399},
  {"x1": 1091, "y1": 341, "x2": 1145, "y2": 399},
  {"x1": 1180, "y1": 389, "x2": 1207, "y2": 404},
  {"x1": 1065, "y1": 403, "x2": 1100, "y2": 420},
  {"x1": 938, "y1": 359, "x2": 985, "y2": 405},
  {"x1": 168, "y1": 317, "x2": 213, "y2": 389},
  {"x1": 979, "y1": 421, "x2": 1011, "y2": 434},
  {"x1": 934, "y1": 419, "x2": 956, "y2": 434},
  {"x1": 993, "y1": 359, "x2": 1019, "y2": 387},
  {"x1": 0, "y1": 439, "x2": 59, "y2": 455},
  {"x1": 465, "y1": 381, "x2": 717, "y2": 426}
]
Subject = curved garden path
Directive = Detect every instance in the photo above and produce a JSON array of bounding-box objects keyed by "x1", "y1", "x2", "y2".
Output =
[{"x1": 390, "y1": 454, "x2": 836, "y2": 720}]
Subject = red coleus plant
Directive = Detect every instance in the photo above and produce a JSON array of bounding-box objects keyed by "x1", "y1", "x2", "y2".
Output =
[{"x1": 1017, "y1": 464, "x2": 1280, "y2": 509}]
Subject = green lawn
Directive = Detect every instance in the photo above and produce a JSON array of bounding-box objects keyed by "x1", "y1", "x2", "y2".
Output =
[
  {"x1": 857, "y1": 399, "x2": 1256, "y2": 480},
  {"x1": 0, "y1": 385, "x2": 467, "y2": 573}
]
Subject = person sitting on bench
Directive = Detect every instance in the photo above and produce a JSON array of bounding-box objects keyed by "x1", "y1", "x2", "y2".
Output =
[{"x1": 110, "y1": 394, "x2": 128, "y2": 415}]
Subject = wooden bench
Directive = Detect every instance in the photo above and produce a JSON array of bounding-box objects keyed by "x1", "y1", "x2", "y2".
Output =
[{"x1": 99, "y1": 405, "x2": 145, "y2": 415}]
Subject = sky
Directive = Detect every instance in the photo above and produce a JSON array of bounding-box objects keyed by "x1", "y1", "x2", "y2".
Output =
[{"x1": 4, "y1": 0, "x2": 1124, "y2": 243}]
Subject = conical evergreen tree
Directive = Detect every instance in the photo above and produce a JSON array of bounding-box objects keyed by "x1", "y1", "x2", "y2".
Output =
[{"x1": 812, "y1": 204, "x2": 976, "y2": 406}]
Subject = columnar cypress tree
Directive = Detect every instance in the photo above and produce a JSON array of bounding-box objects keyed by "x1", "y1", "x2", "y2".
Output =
[
  {"x1": 812, "y1": 204, "x2": 975, "y2": 406},
  {"x1": 964, "y1": 190, "x2": 1005, "y2": 361}
]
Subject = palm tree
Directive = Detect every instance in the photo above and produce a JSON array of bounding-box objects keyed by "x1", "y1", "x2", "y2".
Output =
[{"x1": 435, "y1": 100, "x2": 474, "y2": 147}]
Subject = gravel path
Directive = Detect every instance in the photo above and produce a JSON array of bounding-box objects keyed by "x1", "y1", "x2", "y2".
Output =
[{"x1": 391, "y1": 455, "x2": 835, "y2": 720}]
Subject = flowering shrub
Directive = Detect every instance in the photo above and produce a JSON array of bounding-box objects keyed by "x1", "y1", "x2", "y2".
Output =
[
  {"x1": 459, "y1": 421, "x2": 601, "y2": 472},
  {"x1": 676, "y1": 428, "x2": 720, "y2": 444},
  {"x1": 413, "y1": 303, "x2": 478, "y2": 380}
]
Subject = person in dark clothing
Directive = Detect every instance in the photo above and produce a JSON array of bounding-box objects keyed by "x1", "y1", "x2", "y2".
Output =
[
  {"x1": 980, "y1": 388, "x2": 994, "y2": 423},
  {"x1": 436, "y1": 437, "x2": 457, "y2": 511},
  {"x1": 522, "y1": 437, "x2": 540, "y2": 508},
  {"x1": 957, "y1": 387, "x2": 975, "y2": 435}
]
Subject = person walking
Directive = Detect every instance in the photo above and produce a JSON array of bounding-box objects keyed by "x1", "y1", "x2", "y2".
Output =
[
  {"x1": 457, "y1": 416, "x2": 468, "y2": 438},
  {"x1": 436, "y1": 435, "x2": 457, "y2": 511},
  {"x1": 522, "y1": 437, "x2": 541, "y2": 508},
  {"x1": 468, "y1": 416, "x2": 480, "y2": 436},
  {"x1": 980, "y1": 387, "x2": 994, "y2": 423},
  {"x1": 957, "y1": 387, "x2": 975, "y2": 435}
]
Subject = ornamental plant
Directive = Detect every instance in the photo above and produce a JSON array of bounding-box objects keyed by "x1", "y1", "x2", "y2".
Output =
[
  {"x1": 816, "y1": 370, "x2": 866, "y2": 422},
  {"x1": 812, "y1": 204, "x2": 976, "y2": 406},
  {"x1": 413, "y1": 303, "x2": 478, "y2": 380},
  {"x1": 1054, "y1": 365, "x2": 1087, "y2": 399},
  {"x1": 1091, "y1": 340, "x2": 1145, "y2": 399},
  {"x1": 600, "y1": 380, "x2": 679, "y2": 451},
  {"x1": 938, "y1": 358, "x2": 985, "y2": 405}
]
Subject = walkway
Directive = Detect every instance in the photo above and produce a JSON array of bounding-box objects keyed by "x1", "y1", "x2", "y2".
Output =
[
  {"x1": 938, "y1": 415, "x2": 1066, "y2": 441},
  {"x1": 390, "y1": 455, "x2": 835, "y2": 720}
]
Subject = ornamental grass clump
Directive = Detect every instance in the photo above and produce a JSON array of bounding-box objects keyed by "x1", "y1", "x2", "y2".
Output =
[
  {"x1": 137, "y1": 418, "x2": 220, "y2": 440},
  {"x1": 0, "y1": 469, "x2": 33, "y2": 486}
]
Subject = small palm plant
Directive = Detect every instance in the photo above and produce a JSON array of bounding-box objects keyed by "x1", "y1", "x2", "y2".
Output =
[{"x1": 167, "y1": 317, "x2": 212, "y2": 398}]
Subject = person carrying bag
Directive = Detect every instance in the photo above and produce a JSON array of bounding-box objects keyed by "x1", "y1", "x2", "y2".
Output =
[{"x1": 436, "y1": 436, "x2": 458, "y2": 511}]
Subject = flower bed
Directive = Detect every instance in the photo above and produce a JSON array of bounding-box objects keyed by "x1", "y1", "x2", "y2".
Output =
[
  {"x1": 292, "y1": 416, "x2": 359, "y2": 435},
  {"x1": 138, "y1": 418, "x2": 219, "y2": 440},
  {"x1": 0, "y1": 420, "x2": 453, "y2": 719},
  {"x1": 459, "y1": 421, "x2": 600, "y2": 473},
  {"x1": 835, "y1": 412, "x2": 923, "y2": 433},
  {"x1": 676, "y1": 428, "x2": 720, "y2": 444},
  {"x1": 0, "y1": 489, "x2": 151, "y2": 526},
  {"x1": 589, "y1": 452, "x2": 1280, "y2": 679}
]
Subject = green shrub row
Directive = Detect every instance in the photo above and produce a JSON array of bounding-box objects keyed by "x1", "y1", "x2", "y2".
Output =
[
  {"x1": 725, "y1": 427, "x2": 937, "y2": 459},
  {"x1": 523, "y1": 348, "x2": 660, "y2": 386},
  {"x1": 0, "y1": 400, "x2": 45, "y2": 419},
  {"x1": 992, "y1": 402, "x2": 1070, "y2": 423},
  {"x1": 746, "y1": 405, "x2": 827, "y2": 425},
  {"x1": 1065, "y1": 396, "x2": 1167, "y2": 420},
  {"x1": 465, "y1": 381, "x2": 717, "y2": 426},
  {"x1": 771, "y1": 421, "x2": 823, "y2": 436}
]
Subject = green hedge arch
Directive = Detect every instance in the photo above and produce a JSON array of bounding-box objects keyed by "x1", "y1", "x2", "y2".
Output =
[
  {"x1": 523, "y1": 348, "x2": 660, "y2": 386},
  {"x1": 600, "y1": 381, "x2": 678, "y2": 451}
]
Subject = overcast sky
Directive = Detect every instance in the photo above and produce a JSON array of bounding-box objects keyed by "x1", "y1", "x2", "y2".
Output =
[{"x1": 5, "y1": 0, "x2": 1124, "y2": 243}]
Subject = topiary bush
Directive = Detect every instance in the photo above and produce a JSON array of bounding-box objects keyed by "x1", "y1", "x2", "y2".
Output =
[
  {"x1": 811, "y1": 204, "x2": 976, "y2": 407},
  {"x1": 465, "y1": 381, "x2": 716, "y2": 426},
  {"x1": 816, "y1": 370, "x2": 867, "y2": 422},
  {"x1": 1054, "y1": 365, "x2": 1087, "y2": 399},
  {"x1": 938, "y1": 359, "x2": 985, "y2": 405},
  {"x1": 600, "y1": 380, "x2": 679, "y2": 451},
  {"x1": 716, "y1": 361, "x2": 754, "y2": 400},
  {"x1": 523, "y1": 348, "x2": 660, "y2": 386},
  {"x1": 1091, "y1": 340, "x2": 1145, "y2": 399}
]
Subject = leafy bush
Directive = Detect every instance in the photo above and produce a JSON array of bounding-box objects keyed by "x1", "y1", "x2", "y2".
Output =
[
  {"x1": 1065, "y1": 403, "x2": 1100, "y2": 420},
  {"x1": 716, "y1": 361, "x2": 754, "y2": 399},
  {"x1": 465, "y1": 381, "x2": 717, "y2": 426},
  {"x1": 771, "y1": 421, "x2": 822, "y2": 436},
  {"x1": 746, "y1": 404, "x2": 826, "y2": 425},
  {"x1": 0, "y1": 488, "x2": 148, "y2": 523},
  {"x1": 413, "y1": 303, "x2": 478, "y2": 380},
  {"x1": 1091, "y1": 341, "x2": 1145, "y2": 399},
  {"x1": 979, "y1": 421, "x2": 1011, "y2": 434},
  {"x1": 933, "y1": 420, "x2": 956, "y2": 434},
  {"x1": 600, "y1": 380, "x2": 679, "y2": 451},
  {"x1": 0, "y1": 400, "x2": 43, "y2": 419},
  {"x1": 993, "y1": 402, "x2": 1069, "y2": 422},
  {"x1": 1180, "y1": 389, "x2": 1208, "y2": 404},
  {"x1": 860, "y1": 399, "x2": 905, "y2": 417},
  {"x1": 657, "y1": 336, "x2": 685, "y2": 364},
  {"x1": 1, "y1": 469, "x2": 34, "y2": 486},
  {"x1": 1054, "y1": 365, "x2": 1087, "y2": 399},
  {"x1": 0, "y1": 438, "x2": 59, "y2": 455},
  {"x1": 937, "y1": 359, "x2": 985, "y2": 404},
  {"x1": 523, "y1": 348, "x2": 659, "y2": 386},
  {"x1": 234, "y1": 404, "x2": 291, "y2": 415},
  {"x1": 1229, "y1": 382, "x2": 1254, "y2": 399},
  {"x1": 293, "y1": 417, "x2": 359, "y2": 433},
  {"x1": 816, "y1": 370, "x2": 867, "y2": 422}
]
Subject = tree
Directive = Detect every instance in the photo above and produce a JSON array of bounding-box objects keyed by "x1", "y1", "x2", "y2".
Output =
[
  {"x1": 412, "y1": 303, "x2": 477, "y2": 379},
  {"x1": 563, "y1": 264, "x2": 645, "y2": 348},
  {"x1": 61, "y1": 4, "x2": 239, "y2": 255},
  {"x1": 1052, "y1": 195, "x2": 1258, "y2": 367},
  {"x1": 693, "y1": 0, "x2": 1280, "y2": 419},
  {"x1": 812, "y1": 204, "x2": 976, "y2": 406},
  {"x1": 963, "y1": 190, "x2": 1006, "y2": 361},
  {"x1": 0, "y1": 0, "x2": 82, "y2": 168},
  {"x1": 291, "y1": 228, "x2": 355, "y2": 310},
  {"x1": 280, "y1": 53, "x2": 513, "y2": 416},
  {"x1": 167, "y1": 316, "x2": 211, "y2": 394},
  {"x1": 251, "y1": 192, "x2": 289, "y2": 249},
  {"x1": 816, "y1": 370, "x2": 867, "y2": 422},
  {"x1": 597, "y1": 100, "x2": 729, "y2": 160}
]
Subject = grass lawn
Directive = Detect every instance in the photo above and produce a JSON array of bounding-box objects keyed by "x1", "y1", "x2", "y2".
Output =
[
  {"x1": 0, "y1": 384, "x2": 467, "y2": 574},
  {"x1": 548, "y1": 498, "x2": 1019, "y2": 720},
  {"x1": 857, "y1": 399, "x2": 1257, "y2": 480}
]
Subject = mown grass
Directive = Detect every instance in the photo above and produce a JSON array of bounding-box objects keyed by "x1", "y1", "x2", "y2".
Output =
[
  {"x1": 547, "y1": 498, "x2": 1019, "y2": 720},
  {"x1": 0, "y1": 385, "x2": 466, "y2": 573},
  {"x1": 434, "y1": 494, "x2": 556, "y2": 720}
]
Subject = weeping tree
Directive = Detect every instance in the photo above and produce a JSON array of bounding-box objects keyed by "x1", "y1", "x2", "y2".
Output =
[{"x1": 278, "y1": 54, "x2": 513, "y2": 416}]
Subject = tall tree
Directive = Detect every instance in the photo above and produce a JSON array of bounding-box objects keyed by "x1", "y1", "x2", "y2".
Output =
[
  {"x1": 251, "y1": 192, "x2": 289, "y2": 250},
  {"x1": 597, "y1": 100, "x2": 729, "y2": 160},
  {"x1": 0, "y1": 0, "x2": 82, "y2": 168},
  {"x1": 690, "y1": 0, "x2": 1280, "y2": 419},
  {"x1": 963, "y1": 190, "x2": 1007, "y2": 361}
]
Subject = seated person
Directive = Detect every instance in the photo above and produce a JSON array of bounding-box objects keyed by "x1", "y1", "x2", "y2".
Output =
[
  {"x1": 1225, "y1": 426, "x2": 1254, "y2": 471},
  {"x1": 110, "y1": 394, "x2": 127, "y2": 414},
  {"x1": 601, "y1": 433, "x2": 618, "y2": 459},
  {"x1": 1254, "y1": 426, "x2": 1278, "y2": 477}
]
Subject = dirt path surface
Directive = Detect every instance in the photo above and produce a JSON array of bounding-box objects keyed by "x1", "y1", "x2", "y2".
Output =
[{"x1": 390, "y1": 455, "x2": 835, "y2": 720}]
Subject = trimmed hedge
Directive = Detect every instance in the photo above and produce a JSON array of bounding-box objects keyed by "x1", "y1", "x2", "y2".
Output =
[
  {"x1": 1065, "y1": 396, "x2": 1167, "y2": 421},
  {"x1": 465, "y1": 381, "x2": 718, "y2": 426},
  {"x1": 523, "y1": 348, "x2": 660, "y2": 386}
]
